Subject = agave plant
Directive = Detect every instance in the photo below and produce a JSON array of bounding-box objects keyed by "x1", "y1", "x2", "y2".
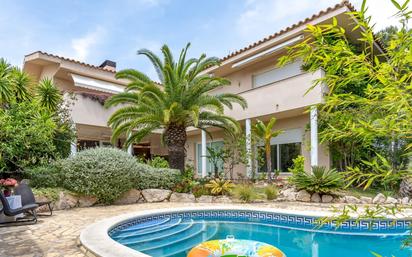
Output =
[
  {"x1": 289, "y1": 166, "x2": 343, "y2": 194},
  {"x1": 105, "y1": 43, "x2": 247, "y2": 172}
]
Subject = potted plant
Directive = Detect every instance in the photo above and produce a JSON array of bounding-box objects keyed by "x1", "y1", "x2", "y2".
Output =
[{"x1": 0, "y1": 178, "x2": 17, "y2": 197}]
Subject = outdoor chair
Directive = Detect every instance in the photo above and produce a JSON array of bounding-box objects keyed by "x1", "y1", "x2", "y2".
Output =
[
  {"x1": 0, "y1": 192, "x2": 38, "y2": 225},
  {"x1": 14, "y1": 183, "x2": 53, "y2": 216}
]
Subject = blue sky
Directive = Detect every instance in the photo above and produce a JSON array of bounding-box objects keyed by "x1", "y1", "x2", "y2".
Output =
[{"x1": 0, "y1": 0, "x2": 407, "y2": 78}]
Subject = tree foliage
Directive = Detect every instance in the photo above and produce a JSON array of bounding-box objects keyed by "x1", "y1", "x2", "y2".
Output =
[
  {"x1": 0, "y1": 101, "x2": 57, "y2": 172},
  {"x1": 279, "y1": 0, "x2": 412, "y2": 183},
  {"x1": 0, "y1": 59, "x2": 75, "y2": 173},
  {"x1": 106, "y1": 43, "x2": 247, "y2": 172},
  {"x1": 253, "y1": 118, "x2": 283, "y2": 181}
]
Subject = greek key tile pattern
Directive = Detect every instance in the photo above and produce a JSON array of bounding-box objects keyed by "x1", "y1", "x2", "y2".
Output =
[{"x1": 109, "y1": 210, "x2": 412, "y2": 236}]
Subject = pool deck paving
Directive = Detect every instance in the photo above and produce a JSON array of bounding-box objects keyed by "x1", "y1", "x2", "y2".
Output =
[{"x1": 0, "y1": 202, "x2": 399, "y2": 257}]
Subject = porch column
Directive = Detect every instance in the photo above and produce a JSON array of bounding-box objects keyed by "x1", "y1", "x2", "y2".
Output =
[
  {"x1": 70, "y1": 138, "x2": 77, "y2": 156},
  {"x1": 310, "y1": 106, "x2": 318, "y2": 167},
  {"x1": 245, "y1": 118, "x2": 252, "y2": 178},
  {"x1": 201, "y1": 130, "x2": 207, "y2": 178},
  {"x1": 127, "y1": 133, "x2": 134, "y2": 155}
]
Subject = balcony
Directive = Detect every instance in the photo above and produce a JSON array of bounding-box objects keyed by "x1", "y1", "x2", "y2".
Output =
[{"x1": 223, "y1": 69, "x2": 324, "y2": 120}]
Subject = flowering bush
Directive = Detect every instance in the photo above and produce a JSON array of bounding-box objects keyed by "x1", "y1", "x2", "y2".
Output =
[
  {"x1": 0, "y1": 178, "x2": 17, "y2": 196},
  {"x1": 0, "y1": 178, "x2": 17, "y2": 188}
]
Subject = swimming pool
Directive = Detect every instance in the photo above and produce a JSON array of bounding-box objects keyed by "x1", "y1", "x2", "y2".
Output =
[{"x1": 80, "y1": 207, "x2": 412, "y2": 257}]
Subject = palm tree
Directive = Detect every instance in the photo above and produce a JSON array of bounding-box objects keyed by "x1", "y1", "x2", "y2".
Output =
[
  {"x1": 105, "y1": 43, "x2": 247, "y2": 172},
  {"x1": 253, "y1": 118, "x2": 283, "y2": 181},
  {"x1": 36, "y1": 78, "x2": 62, "y2": 112},
  {"x1": 0, "y1": 58, "x2": 13, "y2": 105},
  {"x1": 11, "y1": 67, "x2": 32, "y2": 102}
]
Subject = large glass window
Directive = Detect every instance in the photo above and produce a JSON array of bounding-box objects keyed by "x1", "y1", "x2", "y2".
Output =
[
  {"x1": 196, "y1": 141, "x2": 224, "y2": 176},
  {"x1": 78, "y1": 140, "x2": 99, "y2": 151},
  {"x1": 259, "y1": 142, "x2": 301, "y2": 173}
]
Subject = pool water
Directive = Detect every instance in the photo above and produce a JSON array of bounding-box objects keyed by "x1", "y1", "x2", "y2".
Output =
[{"x1": 110, "y1": 217, "x2": 412, "y2": 257}]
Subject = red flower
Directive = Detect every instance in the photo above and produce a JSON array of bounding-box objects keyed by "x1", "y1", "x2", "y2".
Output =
[{"x1": 1, "y1": 178, "x2": 17, "y2": 187}]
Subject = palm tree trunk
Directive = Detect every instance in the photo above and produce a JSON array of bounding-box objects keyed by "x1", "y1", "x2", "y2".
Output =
[
  {"x1": 266, "y1": 144, "x2": 272, "y2": 182},
  {"x1": 164, "y1": 124, "x2": 187, "y2": 173}
]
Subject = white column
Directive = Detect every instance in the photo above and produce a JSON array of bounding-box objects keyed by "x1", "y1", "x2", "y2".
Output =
[
  {"x1": 127, "y1": 133, "x2": 134, "y2": 155},
  {"x1": 245, "y1": 119, "x2": 252, "y2": 178},
  {"x1": 70, "y1": 138, "x2": 77, "y2": 156},
  {"x1": 201, "y1": 130, "x2": 207, "y2": 178},
  {"x1": 310, "y1": 106, "x2": 318, "y2": 167}
]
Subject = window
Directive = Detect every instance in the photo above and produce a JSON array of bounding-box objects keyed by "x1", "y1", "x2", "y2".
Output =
[
  {"x1": 78, "y1": 140, "x2": 100, "y2": 151},
  {"x1": 259, "y1": 143, "x2": 301, "y2": 173},
  {"x1": 252, "y1": 60, "x2": 302, "y2": 88},
  {"x1": 258, "y1": 128, "x2": 303, "y2": 173},
  {"x1": 196, "y1": 141, "x2": 224, "y2": 176}
]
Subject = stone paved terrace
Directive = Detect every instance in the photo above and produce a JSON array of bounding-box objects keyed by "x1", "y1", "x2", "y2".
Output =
[{"x1": 0, "y1": 202, "x2": 396, "y2": 257}]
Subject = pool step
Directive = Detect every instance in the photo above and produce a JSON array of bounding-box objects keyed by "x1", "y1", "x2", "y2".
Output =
[
  {"x1": 120, "y1": 217, "x2": 170, "y2": 233},
  {"x1": 162, "y1": 222, "x2": 219, "y2": 257},
  {"x1": 119, "y1": 219, "x2": 194, "y2": 245},
  {"x1": 133, "y1": 221, "x2": 205, "y2": 250},
  {"x1": 112, "y1": 218, "x2": 183, "y2": 240}
]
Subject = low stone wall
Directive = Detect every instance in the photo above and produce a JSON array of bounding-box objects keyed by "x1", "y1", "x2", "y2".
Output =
[
  {"x1": 278, "y1": 187, "x2": 409, "y2": 205},
  {"x1": 34, "y1": 187, "x2": 410, "y2": 212}
]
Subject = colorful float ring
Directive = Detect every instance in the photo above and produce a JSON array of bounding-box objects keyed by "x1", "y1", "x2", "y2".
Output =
[{"x1": 187, "y1": 239, "x2": 286, "y2": 257}]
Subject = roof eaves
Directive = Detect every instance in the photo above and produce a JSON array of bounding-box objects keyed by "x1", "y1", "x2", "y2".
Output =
[{"x1": 24, "y1": 51, "x2": 116, "y2": 73}]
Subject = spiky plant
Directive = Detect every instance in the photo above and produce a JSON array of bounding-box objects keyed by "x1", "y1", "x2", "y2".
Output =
[
  {"x1": 105, "y1": 43, "x2": 247, "y2": 172},
  {"x1": 0, "y1": 59, "x2": 14, "y2": 105},
  {"x1": 36, "y1": 78, "x2": 62, "y2": 112},
  {"x1": 253, "y1": 118, "x2": 283, "y2": 181},
  {"x1": 11, "y1": 67, "x2": 32, "y2": 102}
]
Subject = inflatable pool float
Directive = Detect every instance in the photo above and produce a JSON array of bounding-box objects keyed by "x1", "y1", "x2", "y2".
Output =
[{"x1": 187, "y1": 238, "x2": 285, "y2": 257}]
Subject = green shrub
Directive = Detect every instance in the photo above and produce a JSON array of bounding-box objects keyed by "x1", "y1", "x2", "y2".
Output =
[
  {"x1": 25, "y1": 162, "x2": 62, "y2": 188},
  {"x1": 147, "y1": 156, "x2": 169, "y2": 168},
  {"x1": 289, "y1": 166, "x2": 343, "y2": 194},
  {"x1": 233, "y1": 184, "x2": 257, "y2": 203},
  {"x1": 264, "y1": 185, "x2": 279, "y2": 200},
  {"x1": 192, "y1": 184, "x2": 211, "y2": 198},
  {"x1": 31, "y1": 187, "x2": 64, "y2": 201},
  {"x1": 288, "y1": 155, "x2": 305, "y2": 174},
  {"x1": 60, "y1": 147, "x2": 141, "y2": 204},
  {"x1": 173, "y1": 165, "x2": 198, "y2": 193},
  {"x1": 137, "y1": 167, "x2": 181, "y2": 190},
  {"x1": 0, "y1": 101, "x2": 57, "y2": 172}
]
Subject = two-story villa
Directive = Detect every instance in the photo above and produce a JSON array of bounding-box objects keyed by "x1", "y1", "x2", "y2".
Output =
[{"x1": 22, "y1": 1, "x2": 383, "y2": 178}]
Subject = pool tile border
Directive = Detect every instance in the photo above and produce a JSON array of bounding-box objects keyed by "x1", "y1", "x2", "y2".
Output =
[
  {"x1": 109, "y1": 210, "x2": 412, "y2": 236},
  {"x1": 80, "y1": 206, "x2": 412, "y2": 257}
]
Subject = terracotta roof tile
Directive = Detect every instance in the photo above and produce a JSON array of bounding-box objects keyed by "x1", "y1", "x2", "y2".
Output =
[
  {"x1": 24, "y1": 51, "x2": 116, "y2": 73},
  {"x1": 220, "y1": 1, "x2": 356, "y2": 62}
]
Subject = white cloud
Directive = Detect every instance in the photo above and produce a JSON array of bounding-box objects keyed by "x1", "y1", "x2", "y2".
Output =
[
  {"x1": 351, "y1": 0, "x2": 412, "y2": 30},
  {"x1": 235, "y1": 0, "x2": 412, "y2": 44},
  {"x1": 236, "y1": 0, "x2": 333, "y2": 39},
  {"x1": 71, "y1": 27, "x2": 106, "y2": 61}
]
